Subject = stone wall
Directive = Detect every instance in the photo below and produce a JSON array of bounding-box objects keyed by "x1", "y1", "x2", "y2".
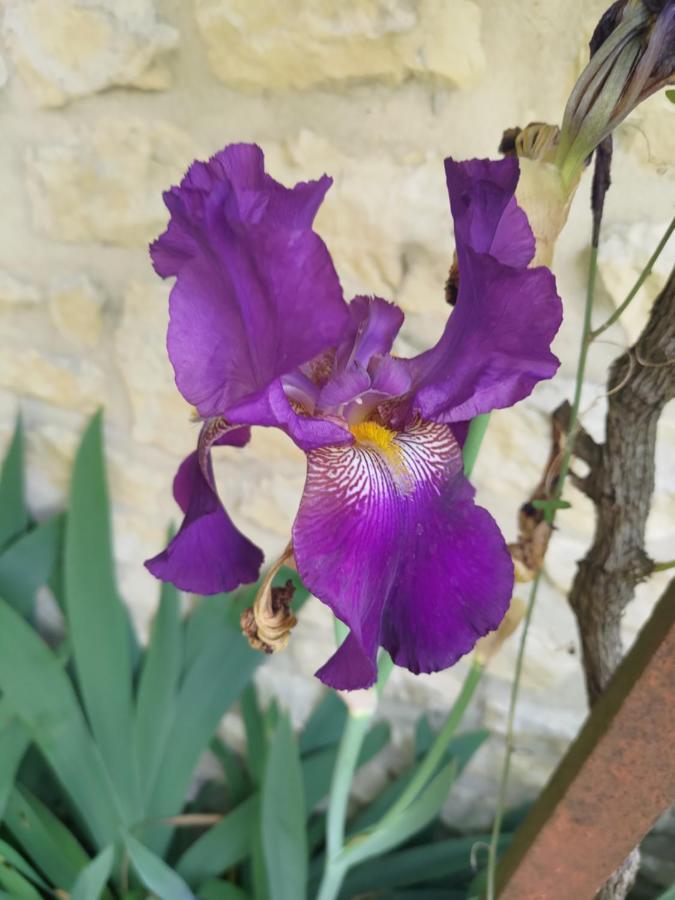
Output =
[{"x1": 0, "y1": 0, "x2": 673, "y2": 824}]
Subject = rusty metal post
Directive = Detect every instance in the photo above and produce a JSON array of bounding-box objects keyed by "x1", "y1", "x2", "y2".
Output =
[{"x1": 497, "y1": 579, "x2": 675, "y2": 900}]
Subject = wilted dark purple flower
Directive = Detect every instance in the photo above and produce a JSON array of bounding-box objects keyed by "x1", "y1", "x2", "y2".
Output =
[{"x1": 146, "y1": 144, "x2": 562, "y2": 690}]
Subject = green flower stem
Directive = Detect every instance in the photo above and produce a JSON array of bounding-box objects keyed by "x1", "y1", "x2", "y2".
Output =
[
  {"x1": 652, "y1": 560, "x2": 675, "y2": 573},
  {"x1": 324, "y1": 710, "x2": 372, "y2": 864},
  {"x1": 590, "y1": 215, "x2": 675, "y2": 342},
  {"x1": 463, "y1": 413, "x2": 491, "y2": 478},
  {"x1": 485, "y1": 570, "x2": 543, "y2": 899},
  {"x1": 382, "y1": 658, "x2": 485, "y2": 823},
  {"x1": 318, "y1": 649, "x2": 393, "y2": 900}
]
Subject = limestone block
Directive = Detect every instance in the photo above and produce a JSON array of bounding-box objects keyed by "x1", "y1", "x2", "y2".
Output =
[
  {"x1": 0, "y1": 53, "x2": 7, "y2": 89},
  {"x1": 194, "y1": 0, "x2": 484, "y2": 91},
  {"x1": 25, "y1": 119, "x2": 199, "y2": 246},
  {"x1": 114, "y1": 280, "x2": 194, "y2": 457},
  {"x1": 0, "y1": 271, "x2": 42, "y2": 307},
  {"x1": 272, "y1": 132, "x2": 450, "y2": 310},
  {"x1": 2, "y1": 0, "x2": 178, "y2": 107},
  {"x1": 48, "y1": 274, "x2": 105, "y2": 347},
  {"x1": 597, "y1": 219, "x2": 675, "y2": 344},
  {"x1": 0, "y1": 348, "x2": 104, "y2": 413}
]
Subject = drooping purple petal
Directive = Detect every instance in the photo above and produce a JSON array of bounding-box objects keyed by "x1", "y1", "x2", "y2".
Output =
[
  {"x1": 292, "y1": 419, "x2": 513, "y2": 689},
  {"x1": 152, "y1": 143, "x2": 349, "y2": 418},
  {"x1": 409, "y1": 157, "x2": 562, "y2": 424},
  {"x1": 145, "y1": 425, "x2": 263, "y2": 594}
]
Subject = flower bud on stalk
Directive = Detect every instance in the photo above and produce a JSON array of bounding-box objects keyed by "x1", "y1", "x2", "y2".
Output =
[
  {"x1": 556, "y1": 0, "x2": 675, "y2": 186},
  {"x1": 503, "y1": 1, "x2": 674, "y2": 266}
]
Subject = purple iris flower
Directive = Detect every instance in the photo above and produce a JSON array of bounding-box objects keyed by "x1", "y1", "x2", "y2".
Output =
[{"x1": 146, "y1": 143, "x2": 562, "y2": 690}]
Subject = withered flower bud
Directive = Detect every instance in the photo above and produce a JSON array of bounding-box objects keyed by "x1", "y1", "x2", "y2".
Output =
[
  {"x1": 240, "y1": 546, "x2": 298, "y2": 654},
  {"x1": 556, "y1": 0, "x2": 675, "y2": 185}
]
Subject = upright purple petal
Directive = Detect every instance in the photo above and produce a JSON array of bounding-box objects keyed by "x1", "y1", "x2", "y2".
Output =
[
  {"x1": 409, "y1": 157, "x2": 562, "y2": 424},
  {"x1": 145, "y1": 425, "x2": 263, "y2": 594},
  {"x1": 292, "y1": 419, "x2": 513, "y2": 689},
  {"x1": 335, "y1": 296, "x2": 404, "y2": 370},
  {"x1": 317, "y1": 296, "x2": 408, "y2": 419},
  {"x1": 444, "y1": 157, "x2": 535, "y2": 267},
  {"x1": 152, "y1": 143, "x2": 349, "y2": 418}
]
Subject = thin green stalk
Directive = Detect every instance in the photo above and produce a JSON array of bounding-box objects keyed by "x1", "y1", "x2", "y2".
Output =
[
  {"x1": 486, "y1": 236, "x2": 602, "y2": 898},
  {"x1": 552, "y1": 244, "x2": 599, "y2": 510},
  {"x1": 324, "y1": 711, "x2": 372, "y2": 863},
  {"x1": 463, "y1": 413, "x2": 491, "y2": 478},
  {"x1": 382, "y1": 658, "x2": 484, "y2": 823},
  {"x1": 316, "y1": 859, "x2": 348, "y2": 900},
  {"x1": 318, "y1": 647, "x2": 392, "y2": 900},
  {"x1": 485, "y1": 571, "x2": 543, "y2": 899},
  {"x1": 652, "y1": 560, "x2": 675, "y2": 573},
  {"x1": 590, "y1": 215, "x2": 675, "y2": 342}
]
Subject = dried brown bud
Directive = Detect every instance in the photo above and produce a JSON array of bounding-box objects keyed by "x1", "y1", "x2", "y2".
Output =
[
  {"x1": 240, "y1": 547, "x2": 298, "y2": 654},
  {"x1": 499, "y1": 126, "x2": 522, "y2": 157},
  {"x1": 508, "y1": 513, "x2": 554, "y2": 584}
]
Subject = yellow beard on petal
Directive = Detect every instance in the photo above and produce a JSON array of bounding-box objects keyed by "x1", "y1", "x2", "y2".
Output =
[{"x1": 350, "y1": 420, "x2": 409, "y2": 487}]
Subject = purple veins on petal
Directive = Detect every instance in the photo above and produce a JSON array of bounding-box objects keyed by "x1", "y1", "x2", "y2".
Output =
[
  {"x1": 145, "y1": 425, "x2": 263, "y2": 595},
  {"x1": 292, "y1": 419, "x2": 513, "y2": 690}
]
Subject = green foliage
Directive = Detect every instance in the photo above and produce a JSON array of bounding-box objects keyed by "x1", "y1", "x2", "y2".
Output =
[{"x1": 0, "y1": 414, "x2": 513, "y2": 898}]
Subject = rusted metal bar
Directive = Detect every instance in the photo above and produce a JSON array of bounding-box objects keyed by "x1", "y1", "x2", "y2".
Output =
[{"x1": 496, "y1": 579, "x2": 675, "y2": 900}]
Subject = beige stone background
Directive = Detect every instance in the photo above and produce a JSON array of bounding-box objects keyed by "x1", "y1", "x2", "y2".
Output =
[{"x1": 0, "y1": 0, "x2": 673, "y2": 824}]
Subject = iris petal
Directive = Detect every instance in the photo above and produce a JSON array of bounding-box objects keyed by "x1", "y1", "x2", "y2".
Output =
[
  {"x1": 145, "y1": 426, "x2": 263, "y2": 594},
  {"x1": 410, "y1": 156, "x2": 562, "y2": 423},
  {"x1": 292, "y1": 419, "x2": 513, "y2": 689},
  {"x1": 152, "y1": 143, "x2": 349, "y2": 419}
]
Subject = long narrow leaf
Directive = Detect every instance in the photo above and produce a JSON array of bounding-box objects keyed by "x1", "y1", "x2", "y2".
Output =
[
  {"x1": 0, "y1": 862, "x2": 42, "y2": 899},
  {"x1": 64, "y1": 413, "x2": 140, "y2": 823},
  {"x1": 345, "y1": 761, "x2": 458, "y2": 867},
  {"x1": 303, "y1": 721, "x2": 390, "y2": 815},
  {"x1": 0, "y1": 417, "x2": 28, "y2": 552},
  {"x1": 0, "y1": 515, "x2": 63, "y2": 617},
  {"x1": 125, "y1": 834, "x2": 194, "y2": 900},
  {"x1": 144, "y1": 613, "x2": 262, "y2": 852},
  {"x1": 176, "y1": 794, "x2": 257, "y2": 883},
  {"x1": 299, "y1": 691, "x2": 347, "y2": 756},
  {"x1": 4, "y1": 786, "x2": 90, "y2": 889},
  {"x1": 350, "y1": 730, "x2": 488, "y2": 833},
  {"x1": 0, "y1": 701, "x2": 29, "y2": 822},
  {"x1": 70, "y1": 846, "x2": 115, "y2": 900},
  {"x1": 261, "y1": 715, "x2": 307, "y2": 900},
  {"x1": 0, "y1": 840, "x2": 48, "y2": 890},
  {"x1": 134, "y1": 578, "x2": 182, "y2": 805},
  {"x1": 241, "y1": 685, "x2": 266, "y2": 784},
  {"x1": 0, "y1": 600, "x2": 121, "y2": 846},
  {"x1": 198, "y1": 882, "x2": 250, "y2": 900},
  {"x1": 339, "y1": 835, "x2": 502, "y2": 895},
  {"x1": 209, "y1": 738, "x2": 251, "y2": 807},
  {"x1": 655, "y1": 885, "x2": 675, "y2": 900}
]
